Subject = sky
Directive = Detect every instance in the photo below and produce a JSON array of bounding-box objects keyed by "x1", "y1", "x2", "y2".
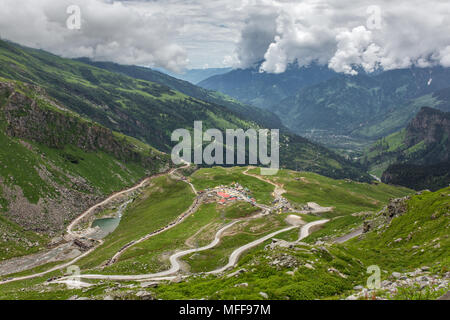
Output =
[{"x1": 0, "y1": 0, "x2": 449, "y2": 74}]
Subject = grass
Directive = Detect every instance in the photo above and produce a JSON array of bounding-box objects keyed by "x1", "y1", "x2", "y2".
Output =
[
  {"x1": 343, "y1": 187, "x2": 450, "y2": 272},
  {"x1": 0, "y1": 215, "x2": 48, "y2": 261},
  {"x1": 99, "y1": 202, "x2": 222, "y2": 275},
  {"x1": 182, "y1": 213, "x2": 291, "y2": 273},
  {"x1": 153, "y1": 242, "x2": 365, "y2": 300},
  {"x1": 248, "y1": 168, "x2": 412, "y2": 217},
  {"x1": 77, "y1": 175, "x2": 195, "y2": 270}
]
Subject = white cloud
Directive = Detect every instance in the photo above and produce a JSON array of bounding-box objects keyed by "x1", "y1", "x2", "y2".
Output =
[
  {"x1": 439, "y1": 46, "x2": 450, "y2": 67},
  {"x1": 0, "y1": 0, "x2": 449, "y2": 73},
  {"x1": 329, "y1": 26, "x2": 381, "y2": 75},
  {"x1": 233, "y1": 0, "x2": 450, "y2": 74},
  {"x1": 0, "y1": 0, "x2": 188, "y2": 72}
]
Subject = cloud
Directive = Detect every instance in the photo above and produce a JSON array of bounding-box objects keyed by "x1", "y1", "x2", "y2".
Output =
[
  {"x1": 329, "y1": 26, "x2": 381, "y2": 75},
  {"x1": 0, "y1": 0, "x2": 188, "y2": 72},
  {"x1": 234, "y1": 4, "x2": 279, "y2": 69},
  {"x1": 233, "y1": 0, "x2": 450, "y2": 74},
  {"x1": 0, "y1": 0, "x2": 449, "y2": 73}
]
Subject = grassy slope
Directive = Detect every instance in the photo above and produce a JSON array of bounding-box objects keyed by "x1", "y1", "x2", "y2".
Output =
[
  {"x1": 0, "y1": 167, "x2": 422, "y2": 299},
  {"x1": 0, "y1": 78, "x2": 169, "y2": 258},
  {"x1": 248, "y1": 168, "x2": 412, "y2": 216},
  {"x1": 76, "y1": 59, "x2": 283, "y2": 129},
  {"x1": 344, "y1": 187, "x2": 450, "y2": 272},
  {"x1": 0, "y1": 40, "x2": 259, "y2": 152},
  {"x1": 0, "y1": 215, "x2": 47, "y2": 261},
  {"x1": 152, "y1": 187, "x2": 447, "y2": 300},
  {"x1": 78, "y1": 175, "x2": 195, "y2": 270}
]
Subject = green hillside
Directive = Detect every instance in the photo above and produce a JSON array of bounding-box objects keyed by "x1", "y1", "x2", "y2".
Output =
[
  {"x1": 0, "y1": 78, "x2": 169, "y2": 247},
  {"x1": 76, "y1": 59, "x2": 283, "y2": 129},
  {"x1": 0, "y1": 167, "x2": 416, "y2": 300},
  {"x1": 363, "y1": 107, "x2": 449, "y2": 190},
  {"x1": 0, "y1": 40, "x2": 371, "y2": 182}
]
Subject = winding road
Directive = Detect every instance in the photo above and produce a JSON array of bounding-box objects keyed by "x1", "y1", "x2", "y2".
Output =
[
  {"x1": 0, "y1": 165, "x2": 185, "y2": 285},
  {"x1": 56, "y1": 219, "x2": 328, "y2": 282},
  {"x1": 207, "y1": 219, "x2": 329, "y2": 275},
  {"x1": 0, "y1": 164, "x2": 329, "y2": 286}
]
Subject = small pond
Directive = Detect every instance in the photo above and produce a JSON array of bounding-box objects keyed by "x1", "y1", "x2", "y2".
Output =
[{"x1": 89, "y1": 200, "x2": 132, "y2": 239}]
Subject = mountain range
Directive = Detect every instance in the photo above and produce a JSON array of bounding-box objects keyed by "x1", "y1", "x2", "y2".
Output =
[{"x1": 199, "y1": 64, "x2": 450, "y2": 156}]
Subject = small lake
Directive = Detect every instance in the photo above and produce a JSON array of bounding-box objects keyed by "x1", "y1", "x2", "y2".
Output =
[
  {"x1": 89, "y1": 200, "x2": 132, "y2": 239},
  {"x1": 91, "y1": 217, "x2": 121, "y2": 239}
]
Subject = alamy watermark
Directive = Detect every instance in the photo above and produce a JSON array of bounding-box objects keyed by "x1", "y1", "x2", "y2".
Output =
[
  {"x1": 367, "y1": 265, "x2": 381, "y2": 289},
  {"x1": 66, "y1": 265, "x2": 82, "y2": 289},
  {"x1": 66, "y1": 5, "x2": 81, "y2": 30},
  {"x1": 171, "y1": 121, "x2": 279, "y2": 175},
  {"x1": 366, "y1": 5, "x2": 382, "y2": 30}
]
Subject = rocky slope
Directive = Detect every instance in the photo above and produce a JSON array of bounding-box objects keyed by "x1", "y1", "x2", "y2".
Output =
[
  {"x1": 364, "y1": 107, "x2": 449, "y2": 190},
  {"x1": 0, "y1": 78, "x2": 170, "y2": 238}
]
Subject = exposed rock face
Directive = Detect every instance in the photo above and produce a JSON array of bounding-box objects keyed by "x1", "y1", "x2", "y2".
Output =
[
  {"x1": 346, "y1": 268, "x2": 449, "y2": 300},
  {"x1": 1, "y1": 82, "x2": 165, "y2": 168},
  {"x1": 0, "y1": 80, "x2": 169, "y2": 234},
  {"x1": 405, "y1": 107, "x2": 450, "y2": 156},
  {"x1": 381, "y1": 107, "x2": 450, "y2": 191},
  {"x1": 363, "y1": 196, "x2": 410, "y2": 233}
]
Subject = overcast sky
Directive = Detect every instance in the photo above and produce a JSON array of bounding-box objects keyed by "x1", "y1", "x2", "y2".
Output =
[{"x1": 1, "y1": 0, "x2": 449, "y2": 74}]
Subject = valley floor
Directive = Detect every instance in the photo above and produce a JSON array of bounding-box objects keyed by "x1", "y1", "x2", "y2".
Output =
[{"x1": 0, "y1": 166, "x2": 448, "y2": 301}]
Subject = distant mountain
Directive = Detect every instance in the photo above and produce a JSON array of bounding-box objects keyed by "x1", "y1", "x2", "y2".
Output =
[
  {"x1": 0, "y1": 40, "x2": 371, "y2": 182},
  {"x1": 276, "y1": 67, "x2": 450, "y2": 136},
  {"x1": 273, "y1": 67, "x2": 450, "y2": 153},
  {"x1": 157, "y1": 67, "x2": 232, "y2": 84},
  {"x1": 200, "y1": 64, "x2": 450, "y2": 155},
  {"x1": 364, "y1": 107, "x2": 450, "y2": 190},
  {"x1": 199, "y1": 63, "x2": 337, "y2": 109}
]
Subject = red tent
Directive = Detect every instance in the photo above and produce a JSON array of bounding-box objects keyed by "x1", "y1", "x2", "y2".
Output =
[{"x1": 217, "y1": 192, "x2": 231, "y2": 198}]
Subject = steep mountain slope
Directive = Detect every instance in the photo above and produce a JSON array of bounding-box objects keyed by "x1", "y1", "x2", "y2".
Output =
[
  {"x1": 275, "y1": 67, "x2": 450, "y2": 141},
  {"x1": 0, "y1": 78, "x2": 170, "y2": 238},
  {"x1": 76, "y1": 58, "x2": 282, "y2": 129},
  {"x1": 381, "y1": 163, "x2": 450, "y2": 192},
  {"x1": 199, "y1": 63, "x2": 337, "y2": 109},
  {"x1": 0, "y1": 40, "x2": 260, "y2": 153},
  {"x1": 202, "y1": 63, "x2": 450, "y2": 155},
  {"x1": 0, "y1": 40, "x2": 371, "y2": 181},
  {"x1": 364, "y1": 107, "x2": 449, "y2": 190}
]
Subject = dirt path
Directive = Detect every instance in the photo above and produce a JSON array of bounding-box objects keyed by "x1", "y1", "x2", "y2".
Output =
[
  {"x1": 243, "y1": 167, "x2": 286, "y2": 200},
  {"x1": 0, "y1": 241, "x2": 103, "y2": 285},
  {"x1": 243, "y1": 167, "x2": 333, "y2": 214}
]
